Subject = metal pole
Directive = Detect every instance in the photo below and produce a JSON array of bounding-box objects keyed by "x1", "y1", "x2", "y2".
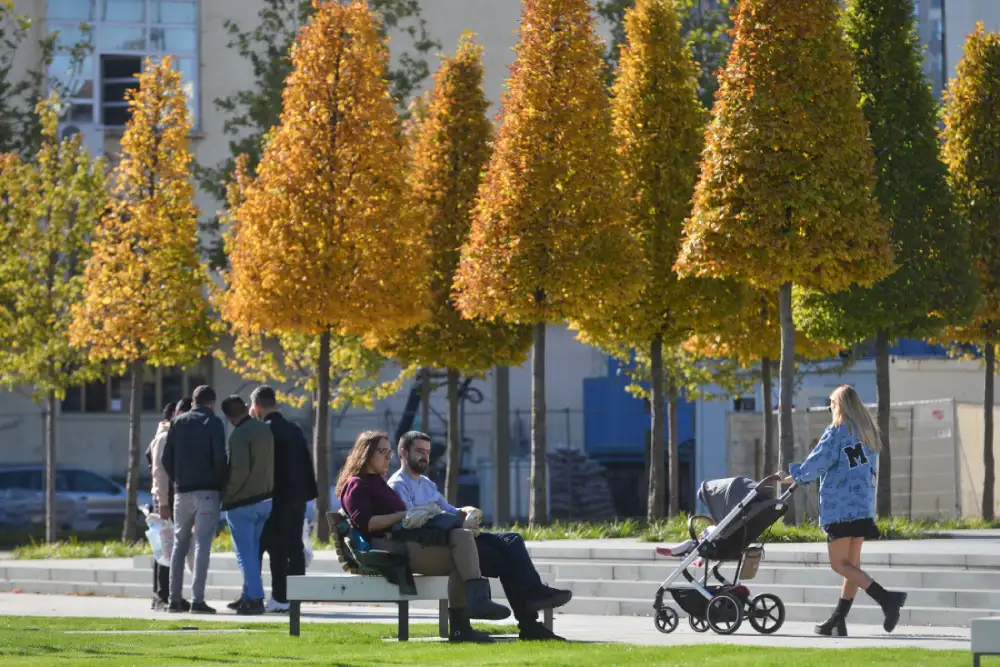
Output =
[
  {"x1": 908, "y1": 406, "x2": 915, "y2": 520},
  {"x1": 493, "y1": 366, "x2": 511, "y2": 526}
]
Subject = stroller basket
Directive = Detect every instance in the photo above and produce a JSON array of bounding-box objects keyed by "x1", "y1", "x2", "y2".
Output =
[{"x1": 741, "y1": 546, "x2": 762, "y2": 580}]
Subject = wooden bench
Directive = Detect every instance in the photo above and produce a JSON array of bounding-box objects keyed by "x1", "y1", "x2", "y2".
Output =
[
  {"x1": 972, "y1": 617, "x2": 1000, "y2": 666},
  {"x1": 286, "y1": 511, "x2": 554, "y2": 640}
]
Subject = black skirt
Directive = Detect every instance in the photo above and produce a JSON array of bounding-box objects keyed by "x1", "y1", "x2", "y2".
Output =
[{"x1": 823, "y1": 518, "x2": 881, "y2": 542}]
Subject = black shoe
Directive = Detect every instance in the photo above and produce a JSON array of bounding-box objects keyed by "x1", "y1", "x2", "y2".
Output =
[
  {"x1": 518, "y1": 621, "x2": 566, "y2": 642},
  {"x1": 881, "y1": 592, "x2": 907, "y2": 633},
  {"x1": 464, "y1": 578, "x2": 511, "y2": 621},
  {"x1": 814, "y1": 598, "x2": 851, "y2": 637},
  {"x1": 814, "y1": 616, "x2": 847, "y2": 637},
  {"x1": 227, "y1": 596, "x2": 245, "y2": 611},
  {"x1": 448, "y1": 608, "x2": 494, "y2": 643},
  {"x1": 236, "y1": 599, "x2": 265, "y2": 616},
  {"x1": 190, "y1": 601, "x2": 217, "y2": 615},
  {"x1": 524, "y1": 585, "x2": 573, "y2": 613},
  {"x1": 167, "y1": 602, "x2": 186, "y2": 613},
  {"x1": 179, "y1": 599, "x2": 192, "y2": 612}
]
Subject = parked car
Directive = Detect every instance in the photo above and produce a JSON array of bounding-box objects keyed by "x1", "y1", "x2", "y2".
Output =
[{"x1": 0, "y1": 465, "x2": 152, "y2": 531}]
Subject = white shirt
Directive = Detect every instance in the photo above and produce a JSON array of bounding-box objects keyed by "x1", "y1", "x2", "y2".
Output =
[{"x1": 386, "y1": 468, "x2": 457, "y2": 513}]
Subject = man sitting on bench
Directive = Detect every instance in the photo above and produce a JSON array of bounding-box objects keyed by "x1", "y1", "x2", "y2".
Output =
[{"x1": 388, "y1": 431, "x2": 572, "y2": 641}]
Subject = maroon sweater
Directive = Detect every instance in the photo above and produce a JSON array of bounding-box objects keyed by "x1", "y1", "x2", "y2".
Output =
[{"x1": 340, "y1": 474, "x2": 406, "y2": 541}]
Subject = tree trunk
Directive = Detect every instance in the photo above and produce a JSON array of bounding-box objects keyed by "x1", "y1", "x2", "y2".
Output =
[
  {"x1": 762, "y1": 356, "x2": 776, "y2": 481},
  {"x1": 420, "y1": 367, "x2": 431, "y2": 434},
  {"x1": 123, "y1": 360, "x2": 143, "y2": 542},
  {"x1": 530, "y1": 322, "x2": 548, "y2": 525},
  {"x1": 445, "y1": 368, "x2": 461, "y2": 506},
  {"x1": 492, "y1": 365, "x2": 511, "y2": 526},
  {"x1": 875, "y1": 329, "x2": 892, "y2": 517},
  {"x1": 314, "y1": 329, "x2": 331, "y2": 542},
  {"x1": 667, "y1": 380, "x2": 680, "y2": 517},
  {"x1": 45, "y1": 392, "x2": 58, "y2": 544},
  {"x1": 777, "y1": 282, "x2": 797, "y2": 524},
  {"x1": 647, "y1": 334, "x2": 665, "y2": 520},
  {"x1": 984, "y1": 327, "x2": 995, "y2": 521}
]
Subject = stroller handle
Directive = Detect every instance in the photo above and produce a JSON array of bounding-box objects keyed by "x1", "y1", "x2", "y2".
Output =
[{"x1": 758, "y1": 472, "x2": 782, "y2": 486}]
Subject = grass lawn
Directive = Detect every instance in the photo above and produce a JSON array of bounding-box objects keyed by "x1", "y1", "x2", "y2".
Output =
[
  {"x1": 10, "y1": 515, "x2": 1000, "y2": 560},
  {"x1": 0, "y1": 617, "x2": 969, "y2": 667}
]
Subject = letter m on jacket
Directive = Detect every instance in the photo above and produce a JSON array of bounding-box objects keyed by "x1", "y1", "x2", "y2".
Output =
[{"x1": 844, "y1": 442, "x2": 868, "y2": 469}]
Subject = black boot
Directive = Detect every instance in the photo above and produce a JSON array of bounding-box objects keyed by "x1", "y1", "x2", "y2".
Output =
[
  {"x1": 524, "y1": 585, "x2": 573, "y2": 613},
  {"x1": 814, "y1": 598, "x2": 852, "y2": 637},
  {"x1": 448, "y1": 607, "x2": 495, "y2": 643},
  {"x1": 866, "y1": 581, "x2": 907, "y2": 633},
  {"x1": 465, "y1": 578, "x2": 511, "y2": 621}
]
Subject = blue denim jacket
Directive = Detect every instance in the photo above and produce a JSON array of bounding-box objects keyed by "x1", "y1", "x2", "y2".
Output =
[{"x1": 789, "y1": 423, "x2": 877, "y2": 527}]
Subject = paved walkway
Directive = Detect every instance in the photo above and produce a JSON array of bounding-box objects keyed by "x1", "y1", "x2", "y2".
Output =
[{"x1": 0, "y1": 593, "x2": 971, "y2": 651}]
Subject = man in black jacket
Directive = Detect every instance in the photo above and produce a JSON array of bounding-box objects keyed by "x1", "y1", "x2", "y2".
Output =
[
  {"x1": 162, "y1": 385, "x2": 226, "y2": 614},
  {"x1": 235, "y1": 385, "x2": 318, "y2": 613}
]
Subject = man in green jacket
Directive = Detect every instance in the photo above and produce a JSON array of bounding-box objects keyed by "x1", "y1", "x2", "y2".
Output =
[{"x1": 221, "y1": 395, "x2": 275, "y2": 615}]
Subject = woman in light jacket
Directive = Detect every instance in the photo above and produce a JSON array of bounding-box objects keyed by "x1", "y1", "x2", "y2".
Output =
[{"x1": 781, "y1": 385, "x2": 907, "y2": 637}]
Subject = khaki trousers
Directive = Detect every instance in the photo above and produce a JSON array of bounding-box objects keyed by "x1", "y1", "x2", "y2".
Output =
[{"x1": 373, "y1": 528, "x2": 481, "y2": 606}]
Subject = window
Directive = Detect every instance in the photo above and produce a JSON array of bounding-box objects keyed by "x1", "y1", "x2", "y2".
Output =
[
  {"x1": 47, "y1": 0, "x2": 199, "y2": 129},
  {"x1": 61, "y1": 358, "x2": 213, "y2": 414},
  {"x1": 733, "y1": 397, "x2": 756, "y2": 413},
  {"x1": 67, "y1": 471, "x2": 121, "y2": 494},
  {"x1": 0, "y1": 470, "x2": 43, "y2": 491}
]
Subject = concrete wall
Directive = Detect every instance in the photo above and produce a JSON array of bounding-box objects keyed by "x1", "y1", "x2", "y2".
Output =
[{"x1": 955, "y1": 402, "x2": 1000, "y2": 518}]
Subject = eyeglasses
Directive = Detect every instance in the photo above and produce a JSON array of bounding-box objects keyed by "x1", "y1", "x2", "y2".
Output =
[{"x1": 375, "y1": 447, "x2": 392, "y2": 457}]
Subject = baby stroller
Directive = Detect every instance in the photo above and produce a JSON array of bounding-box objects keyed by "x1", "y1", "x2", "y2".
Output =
[{"x1": 651, "y1": 473, "x2": 798, "y2": 636}]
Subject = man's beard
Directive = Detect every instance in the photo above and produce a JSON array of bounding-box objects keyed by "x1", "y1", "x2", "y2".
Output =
[{"x1": 408, "y1": 456, "x2": 428, "y2": 474}]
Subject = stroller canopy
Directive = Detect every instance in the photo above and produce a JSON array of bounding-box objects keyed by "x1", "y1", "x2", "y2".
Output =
[{"x1": 698, "y1": 476, "x2": 774, "y2": 523}]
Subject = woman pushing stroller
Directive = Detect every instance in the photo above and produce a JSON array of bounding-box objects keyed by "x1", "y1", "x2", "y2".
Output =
[{"x1": 780, "y1": 385, "x2": 907, "y2": 637}]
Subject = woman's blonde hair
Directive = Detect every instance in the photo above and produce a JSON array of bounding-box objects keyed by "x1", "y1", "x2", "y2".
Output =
[
  {"x1": 829, "y1": 385, "x2": 881, "y2": 452},
  {"x1": 334, "y1": 430, "x2": 390, "y2": 496}
]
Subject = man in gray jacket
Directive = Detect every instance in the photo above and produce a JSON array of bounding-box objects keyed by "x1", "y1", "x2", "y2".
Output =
[{"x1": 162, "y1": 385, "x2": 226, "y2": 614}]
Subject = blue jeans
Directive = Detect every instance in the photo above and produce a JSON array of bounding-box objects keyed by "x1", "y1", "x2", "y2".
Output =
[{"x1": 227, "y1": 499, "x2": 272, "y2": 601}]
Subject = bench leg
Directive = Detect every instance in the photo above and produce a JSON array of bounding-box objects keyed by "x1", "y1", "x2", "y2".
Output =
[
  {"x1": 973, "y1": 654, "x2": 979, "y2": 667},
  {"x1": 544, "y1": 607, "x2": 553, "y2": 631},
  {"x1": 289, "y1": 601, "x2": 301, "y2": 637},
  {"x1": 438, "y1": 599, "x2": 449, "y2": 638},
  {"x1": 398, "y1": 601, "x2": 409, "y2": 642}
]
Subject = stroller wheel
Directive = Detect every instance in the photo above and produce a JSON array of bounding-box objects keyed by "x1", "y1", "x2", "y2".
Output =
[
  {"x1": 748, "y1": 593, "x2": 785, "y2": 634},
  {"x1": 654, "y1": 607, "x2": 679, "y2": 634},
  {"x1": 689, "y1": 615, "x2": 710, "y2": 633},
  {"x1": 706, "y1": 593, "x2": 743, "y2": 635}
]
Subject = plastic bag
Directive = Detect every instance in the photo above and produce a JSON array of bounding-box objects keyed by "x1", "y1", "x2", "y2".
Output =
[
  {"x1": 302, "y1": 518, "x2": 314, "y2": 569},
  {"x1": 143, "y1": 507, "x2": 195, "y2": 571}
]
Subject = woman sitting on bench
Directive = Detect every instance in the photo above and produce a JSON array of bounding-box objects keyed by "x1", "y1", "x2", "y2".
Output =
[{"x1": 337, "y1": 430, "x2": 508, "y2": 643}]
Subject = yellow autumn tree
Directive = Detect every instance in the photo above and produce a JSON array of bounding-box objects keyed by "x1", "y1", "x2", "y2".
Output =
[
  {"x1": 940, "y1": 24, "x2": 1000, "y2": 520},
  {"x1": 221, "y1": 0, "x2": 428, "y2": 538},
  {"x1": 375, "y1": 35, "x2": 531, "y2": 504},
  {"x1": 0, "y1": 94, "x2": 107, "y2": 542},
  {"x1": 454, "y1": 0, "x2": 642, "y2": 525},
  {"x1": 571, "y1": 0, "x2": 733, "y2": 518},
  {"x1": 675, "y1": 0, "x2": 892, "y2": 516},
  {"x1": 69, "y1": 57, "x2": 212, "y2": 541}
]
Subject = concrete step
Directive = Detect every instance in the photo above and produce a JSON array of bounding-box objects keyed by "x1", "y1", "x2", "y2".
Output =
[
  {"x1": 525, "y1": 541, "x2": 1000, "y2": 570},
  {"x1": 0, "y1": 576, "x2": 517, "y2": 605},
  {"x1": 562, "y1": 595, "x2": 1000, "y2": 628},
  {"x1": 557, "y1": 579, "x2": 1000, "y2": 611},
  {"x1": 543, "y1": 561, "x2": 1000, "y2": 591}
]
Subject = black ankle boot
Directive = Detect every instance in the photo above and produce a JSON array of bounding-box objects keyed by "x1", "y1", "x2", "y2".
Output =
[
  {"x1": 448, "y1": 608, "x2": 495, "y2": 643},
  {"x1": 814, "y1": 598, "x2": 852, "y2": 637},
  {"x1": 866, "y1": 581, "x2": 907, "y2": 633},
  {"x1": 464, "y1": 578, "x2": 511, "y2": 621}
]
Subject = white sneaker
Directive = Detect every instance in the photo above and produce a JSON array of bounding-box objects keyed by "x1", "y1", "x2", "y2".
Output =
[{"x1": 265, "y1": 598, "x2": 290, "y2": 613}]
